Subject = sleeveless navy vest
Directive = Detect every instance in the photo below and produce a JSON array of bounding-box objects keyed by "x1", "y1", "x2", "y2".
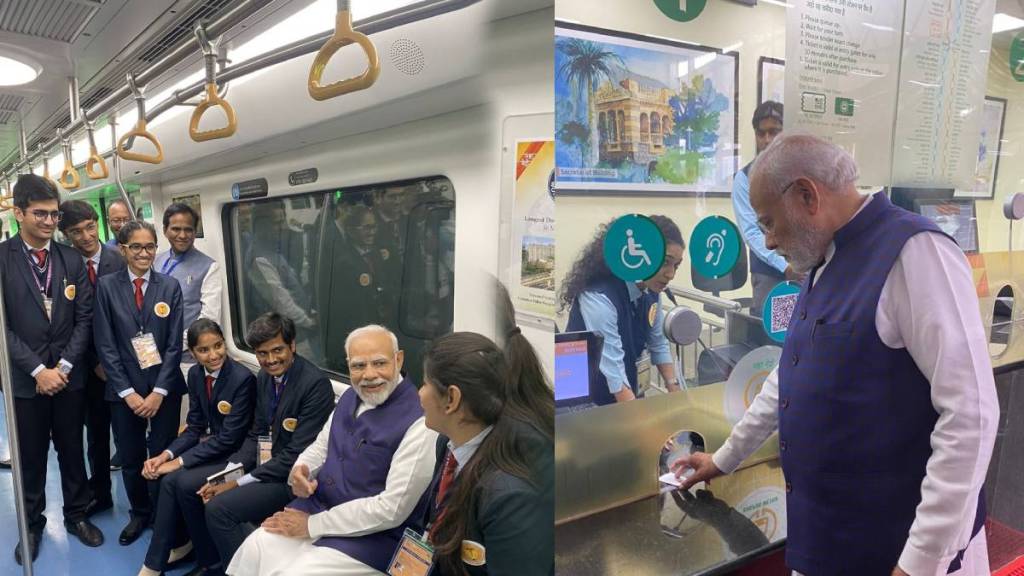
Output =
[
  {"x1": 778, "y1": 193, "x2": 984, "y2": 574},
  {"x1": 742, "y1": 162, "x2": 785, "y2": 280},
  {"x1": 566, "y1": 277, "x2": 660, "y2": 405},
  {"x1": 288, "y1": 377, "x2": 430, "y2": 571}
]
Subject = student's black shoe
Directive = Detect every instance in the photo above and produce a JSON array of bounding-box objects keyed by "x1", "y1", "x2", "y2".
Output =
[
  {"x1": 119, "y1": 516, "x2": 148, "y2": 545},
  {"x1": 65, "y1": 519, "x2": 104, "y2": 547},
  {"x1": 13, "y1": 531, "x2": 40, "y2": 566}
]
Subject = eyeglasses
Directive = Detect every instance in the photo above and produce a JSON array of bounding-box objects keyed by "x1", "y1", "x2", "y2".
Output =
[
  {"x1": 123, "y1": 243, "x2": 158, "y2": 254},
  {"x1": 65, "y1": 222, "x2": 98, "y2": 239},
  {"x1": 756, "y1": 180, "x2": 799, "y2": 235},
  {"x1": 28, "y1": 210, "x2": 62, "y2": 223}
]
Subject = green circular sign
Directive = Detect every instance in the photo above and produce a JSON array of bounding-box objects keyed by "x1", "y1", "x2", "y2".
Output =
[
  {"x1": 603, "y1": 214, "x2": 666, "y2": 282},
  {"x1": 762, "y1": 281, "x2": 802, "y2": 343},
  {"x1": 689, "y1": 216, "x2": 741, "y2": 279},
  {"x1": 1011, "y1": 32, "x2": 1024, "y2": 83},
  {"x1": 653, "y1": 0, "x2": 708, "y2": 22}
]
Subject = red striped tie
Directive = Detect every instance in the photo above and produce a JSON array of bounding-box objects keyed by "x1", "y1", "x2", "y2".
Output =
[
  {"x1": 205, "y1": 375, "x2": 214, "y2": 401},
  {"x1": 87, "y1": 259, "x2": 97, "y2": 286},
  {"x1": 429, "y1": 450, "x2": 458, "y2": 540},
  {"x1": 133, "y1": 278, "x2": 144, "y2": 310}
]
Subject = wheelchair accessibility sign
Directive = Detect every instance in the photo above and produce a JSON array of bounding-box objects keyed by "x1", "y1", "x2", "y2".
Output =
[
  {"x1": 603, "y1": 214, "x2": 665, "y2": 282},
  {"x1": 690, "y1": 216, "x2": 740, "y2": 279}
]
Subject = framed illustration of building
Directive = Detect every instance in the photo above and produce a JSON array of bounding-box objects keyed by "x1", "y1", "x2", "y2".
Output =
[{"x1": 555, "y1": 22, "x2": 739, "y2": 195}]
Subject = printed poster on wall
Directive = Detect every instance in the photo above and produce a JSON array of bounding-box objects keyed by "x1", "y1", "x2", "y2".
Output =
[
  {"x1": 956, "y1": 96, "x2": 1007, "y2": 199},
  {"x1": 555, "y1": 22, "x2": 738, "y2": 194},
  {"x1": 785, "y1": 0, "x2": 904, "y2": 186},
  {"x1": 758, "y1": 57, "x2": 786, "y2": 106},
  {"x1": 892, "y1": 0, "x2": 997, "y2": 189},
  {"x1": 513, "y1": 140, "x2": 556, "y2": 319}
]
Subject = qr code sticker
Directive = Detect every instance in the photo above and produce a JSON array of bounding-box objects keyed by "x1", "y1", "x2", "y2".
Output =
[{"x1": 770, "y1": 294, "x2": 799, "y2": 333}]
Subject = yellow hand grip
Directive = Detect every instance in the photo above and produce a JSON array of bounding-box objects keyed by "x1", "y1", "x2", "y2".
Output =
[
  {"x1": 60, "y1": 159, "x2": 81, "y2": 191},
  {"x1": 307, "y1": 10, "x2": 380, "y2": 102},
  {"x1": 189, "y1": 82, "x2": 238, "y2": 142},
  {"x1": 0, "y1": 196, "x2": 13, "y2": 212},
  {"x1": 86, "y1": 145, "x2": 108, "y2": 180},
  {"x1": 116, "y1": 119, "x2": 164, "y2": 164}
]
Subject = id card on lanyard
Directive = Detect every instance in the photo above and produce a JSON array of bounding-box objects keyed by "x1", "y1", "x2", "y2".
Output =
[
  {"x1": 258, "y1": 434, "x2": 273, "y2": 466},
  {"x1": 131, "y1": 332, "x2": 163, "y2": 369},
  {"x1": 26, "y1": 250, "x2": 53, "y2": 320},
  {"x1": 161, "y1": 254, "x2": 183, "y2": 276},
  {"x1": 388, "y1": 528, "x2": 434, "y2": 576}
]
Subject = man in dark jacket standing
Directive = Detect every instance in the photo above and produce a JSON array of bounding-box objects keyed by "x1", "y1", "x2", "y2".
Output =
[{"x1": 1, "y1": 175, "x2": 104, "y2": 564}]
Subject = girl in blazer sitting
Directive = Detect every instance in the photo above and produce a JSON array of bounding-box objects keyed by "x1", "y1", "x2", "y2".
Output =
[
  {"x1": 93, "y1": 219, "x2": 186, "y2": 546},
  {"x1": 417, "y1": 326, "x2": 554, "y2": 576},
  {"x1": 139, "y1": 318, "x2": 257, "y2": 576}
]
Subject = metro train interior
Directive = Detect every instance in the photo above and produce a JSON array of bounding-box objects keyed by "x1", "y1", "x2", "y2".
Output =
[{"x1": 0, "y1": 0, "x2": 553, "y2": 573}]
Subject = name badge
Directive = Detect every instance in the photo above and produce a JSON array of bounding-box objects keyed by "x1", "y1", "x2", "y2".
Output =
[
  {"x1": 635, "y1": 352, "x2": 651, "y2": 394},
  {"x1": 43, "y1": 297, "x2": 53, "y2": 321},
  {"x1": 258, "y1": 435, "x2": 273, "y2": 466},
  {"x1": 388, "y1": 528, "x2": 434, "y2": 576},
  {"x1": 131, "y1": 332, "x2": 163, "y2": 370}
]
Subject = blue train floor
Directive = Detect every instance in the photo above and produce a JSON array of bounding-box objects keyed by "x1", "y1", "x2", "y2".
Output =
[{"x1": 0, "y1": 400, "x2": 200, "y2": 576}]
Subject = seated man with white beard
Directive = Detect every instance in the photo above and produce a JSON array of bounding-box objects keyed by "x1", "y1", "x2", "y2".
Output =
[{"x1": 226, "y1": 325, "x2": 438, "y2": 576}]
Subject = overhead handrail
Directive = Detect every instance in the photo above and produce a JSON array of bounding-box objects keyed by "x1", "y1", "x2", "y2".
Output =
[
  {"x1": 116, "y1": 73, "x2": 164, "y2": 164},
  {"x1": 40, "y1": 146, "x2": 56, "y2": 187},
  {"x1": 0, "y1": 173, "x2": 12, "y2": 211},
  {"x1": 307, "y1": 0, "x2": 380, "y2": 101},
  {"x1": 58, "y1": 128, "x2": 80, "y2": 190},
  {"x1": 189, "y1": 22, "x2": 237, "y2": 142},
  {"x1": 82, "y1": 110, "x2": 108, "y2": 180}
]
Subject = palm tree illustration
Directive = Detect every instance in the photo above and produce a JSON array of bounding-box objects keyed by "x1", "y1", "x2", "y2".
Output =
[{"x1": 557, "y1": 38, "x2": 623, "y2": 166}]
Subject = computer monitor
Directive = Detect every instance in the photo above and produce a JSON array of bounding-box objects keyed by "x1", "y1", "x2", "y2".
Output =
[
  {"x1": 555, "y1": 331, "x2": 603, "y2": 409},
  {"x1": 889, "y1": 187, "x2": 954, "y2": 212},
  {"x1": 914, "y1": 198, "x2": 979, "y2": 254}
]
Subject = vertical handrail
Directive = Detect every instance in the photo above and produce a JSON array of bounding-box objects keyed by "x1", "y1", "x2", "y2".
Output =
[
  {"x1": 109, "y1": 117, "x2": 137, "y2": 222},
  {"x1": 0, "y1": 214, "x2": 35, "y2": 576}
]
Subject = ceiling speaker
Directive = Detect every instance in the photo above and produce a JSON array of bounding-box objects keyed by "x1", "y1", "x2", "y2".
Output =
[{"x1": 389, "y1": 38, "x2": 425, "y2": 76}]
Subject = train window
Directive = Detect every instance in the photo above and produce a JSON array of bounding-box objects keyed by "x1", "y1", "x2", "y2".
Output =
[{"x1": 225, "y1": 177, "x2": 455, "y2": 383}]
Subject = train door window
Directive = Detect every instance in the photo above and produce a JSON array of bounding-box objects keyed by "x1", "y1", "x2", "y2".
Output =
[{"x1": 226, "y1": 176, "x2": 455, "y2": 384}]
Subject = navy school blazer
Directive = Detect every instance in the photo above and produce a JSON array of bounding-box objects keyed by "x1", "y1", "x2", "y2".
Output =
[
  {"x1": 227, "y1": 354, "x2": 334, "y2": 483},
  {"x1": 0, "y1": 235, "x2": 93, "y2": 399},
  {"x1": 84, "y1": 244, "x2": 126, "y2": 371},
  {"x1": 93, "y1": 268, "x2": 186, "y2": 401},
  {"x1": 166, "y1": 357, "x2": 257, "y2": 467}
]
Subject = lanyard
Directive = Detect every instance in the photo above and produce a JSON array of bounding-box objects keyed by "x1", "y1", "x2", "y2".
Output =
[
  {"x1": 23, "y1": 245, "x2": 53, "y2": 296},
  {"x1": 269, "y1": 373, "x2": 288, "y2": 424},
  {"x1": 161, "y1": 253, "x2": 183, "y2": 275}
]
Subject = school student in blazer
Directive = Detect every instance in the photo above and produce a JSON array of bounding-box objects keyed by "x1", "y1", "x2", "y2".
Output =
[
  {"x1": 417, "y1": 330, "x2": 555, "y2": 576},
  {"x1": 202, "y1": 312, "x2": 334, "y2": 571},
  {"x1": 58, "y1": 199, "x2": 127, "y2": 517},
  {"x1": 0, "y1": 175, "x2": 104, "y2": 564},
  {"x1": 138, "y1": 319, "x2": 256, "y2": 576},
  {"x1": 93, "y1": 219, "x2": 186, "y2": 546}
]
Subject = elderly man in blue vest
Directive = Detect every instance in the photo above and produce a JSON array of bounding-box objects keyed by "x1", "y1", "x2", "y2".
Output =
[
  {"x1": 676, "y1": 134, "x2": 998, "y2": 576},
  {"x1": 226, "y1": 324, "x2": 438, "y2": 575},
  {"x1": 154, "y1": 203, "x2": 223, "y2": 370}
]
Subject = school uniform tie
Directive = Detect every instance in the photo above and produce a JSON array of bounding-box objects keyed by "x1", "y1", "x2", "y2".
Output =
[
  {"x1": 205, "y1": 375, "x2": 215, "y2": 401},
  {"x1": 33, "y1": 249, "x2": 48, "y2": 267},
  {"x1": 87, "y1": 259, "x2": 97, "y2": 285},
  {"x1": 429, "y1": 450, "x2": 458, "y2": 540},
  {"x1": 133, "y1": 277, "x2": 145, "y2": 310}
]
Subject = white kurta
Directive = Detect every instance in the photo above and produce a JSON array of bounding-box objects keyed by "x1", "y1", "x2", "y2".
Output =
[
  {"x1": 226, "y1": 404, "x2": 438, "y2": 576},
  {"x1": 714, "y1": 195, "x2": 999, "y2": 576}
]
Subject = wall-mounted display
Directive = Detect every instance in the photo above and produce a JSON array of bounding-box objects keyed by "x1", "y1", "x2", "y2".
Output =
[
  {"x1": 757, "y1": 56, "x2": 785, "y2": 106},
  {"x1": 555, "y1": 22, "x2": 738, "y2": 195},
  {"x1": 956, "y1": 96, "x2": 1007, "y2": 200}
]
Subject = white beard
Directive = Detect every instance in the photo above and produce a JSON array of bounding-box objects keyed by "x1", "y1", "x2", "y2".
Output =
[{"x1": 355, "y1": 375, "x2": 400, "y2": 407}]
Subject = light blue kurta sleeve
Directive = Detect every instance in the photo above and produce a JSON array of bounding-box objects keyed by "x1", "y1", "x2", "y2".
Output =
[{"x1": 646, "y1": 299, "x2": 673, "y2": 366}]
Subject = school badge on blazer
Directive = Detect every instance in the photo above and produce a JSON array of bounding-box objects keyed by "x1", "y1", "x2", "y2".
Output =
[
  {"x1": 154, "y1": 301, "x2": 171, "y2": 318},
  {"x1": 64, "y1": 284, "x2": 76, "y2": 301},
  {"x1": 282, "y1": 417, "x2": 298, "y2": 432},
  {"x1": 359, "y1": 273, "x2": 372, "y2": 287},
  {"x1": 217, "y1": 400, "x2": 232, "y2": 415},
  {"x1": 461, "y1": 540, "x2": 485, "y2": 566}
]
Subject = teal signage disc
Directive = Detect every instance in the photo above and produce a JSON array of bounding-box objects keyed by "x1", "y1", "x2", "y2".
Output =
[
  {"x1": 1012, "y1": 32, "x2": 1024, "y2": 83},
  {"x1": 653, "y1": 0, "x2": 708, "y2": 22},
  {"x1": 762, "y1": 281, "x2": 802, "y2": 343},
  {"x1": 603, "y1": 214, "x2": 666, "y2": 282},
  {"x1": 689, "y1": 216, "x2": 741, "y2": 279}
]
